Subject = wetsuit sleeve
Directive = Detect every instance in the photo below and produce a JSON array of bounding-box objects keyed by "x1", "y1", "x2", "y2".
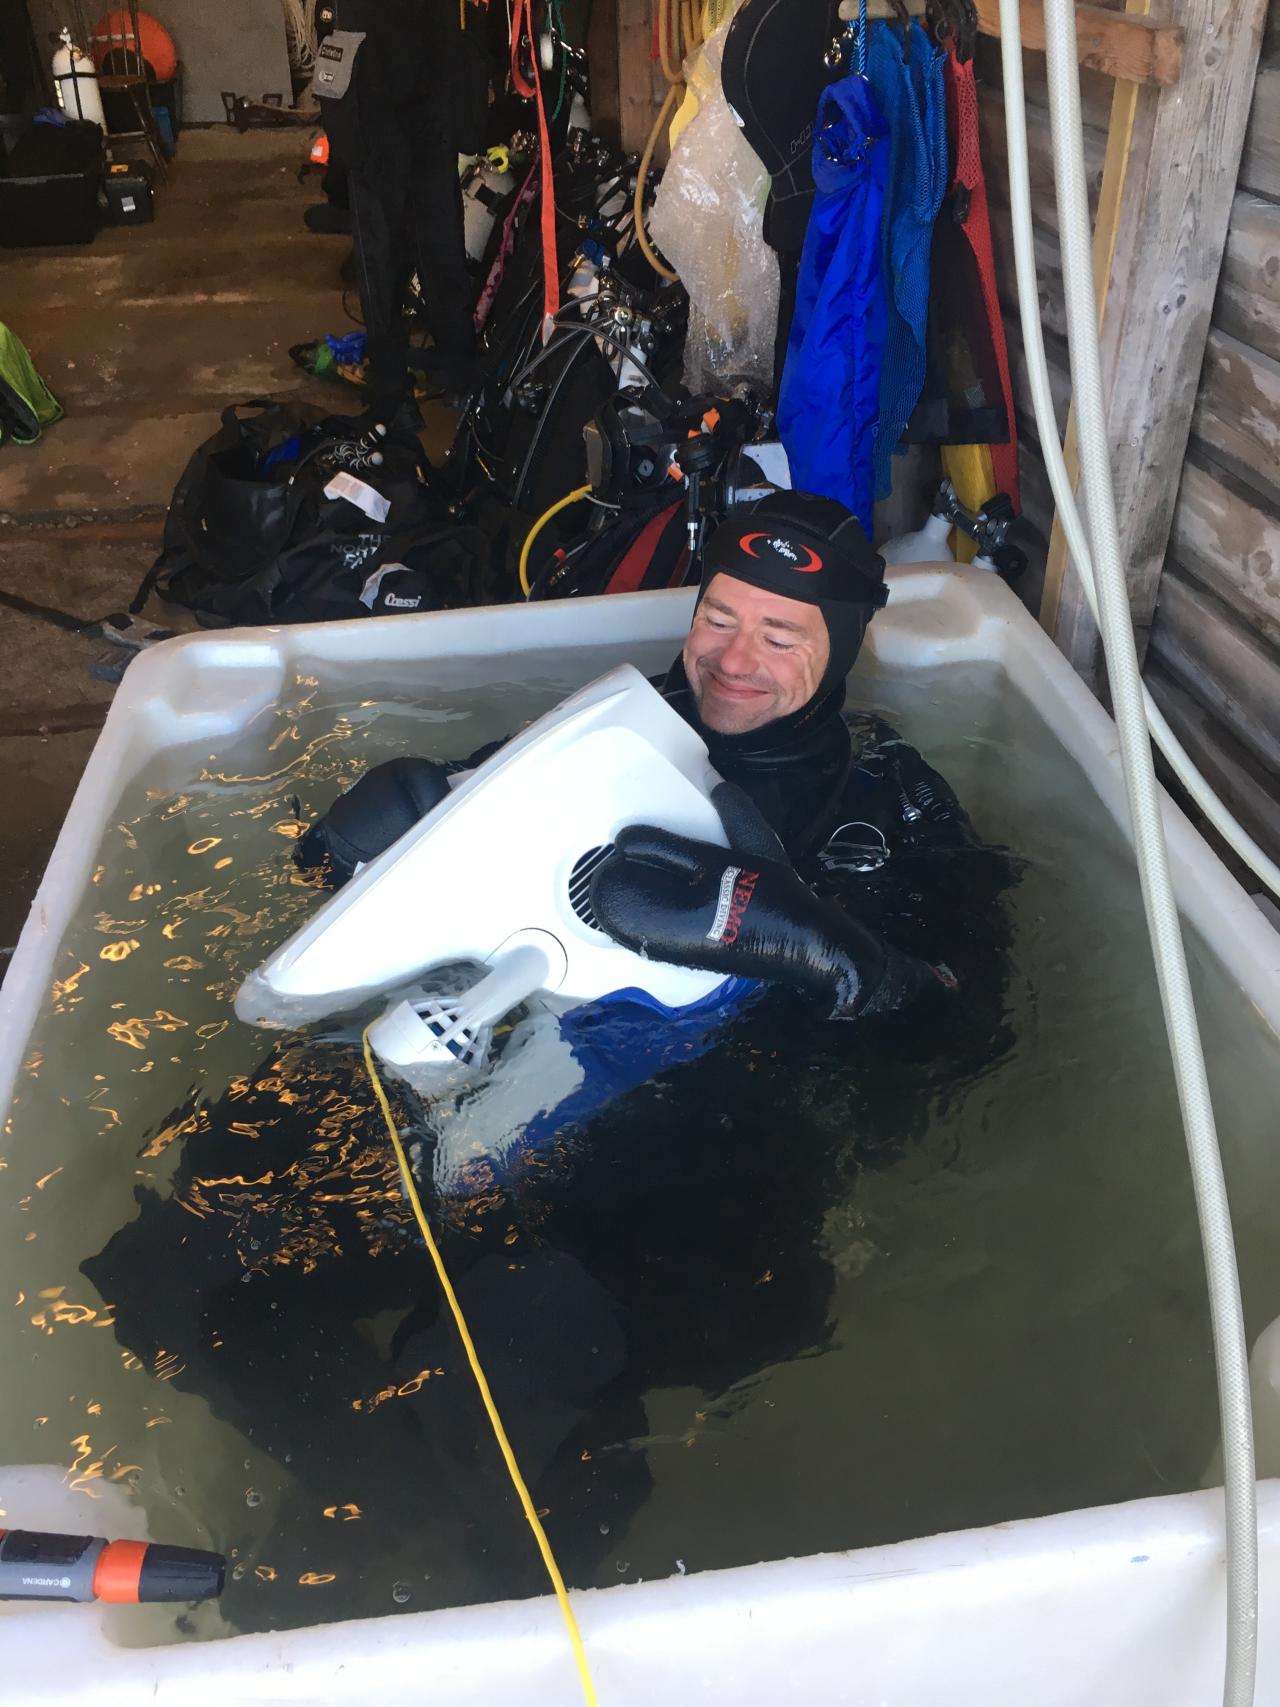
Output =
[
  {"x1": 591, "y1": 784, "x2": 942, "y2": 1017},
  {"x1": 296, "y1": 732, "x2": 513, "y2": 887}
]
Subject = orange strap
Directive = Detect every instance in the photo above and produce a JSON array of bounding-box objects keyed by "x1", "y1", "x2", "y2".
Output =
[{"x1": 510, "y1": 0, "x2": 560, "y2": 333}]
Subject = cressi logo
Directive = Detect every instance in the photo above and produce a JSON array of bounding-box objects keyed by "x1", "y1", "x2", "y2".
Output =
[
  {"x1": 740, "y1": 532, "x2": 823, "y2": 573},
  {"x1": 382, "y1": 591, "x2": 422, "y2": 609},
  {"x1": 706, "y1": 865, "x2": 759, "y2": 945}
]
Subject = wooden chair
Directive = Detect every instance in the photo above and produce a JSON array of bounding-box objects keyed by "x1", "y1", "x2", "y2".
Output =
[{"x1": 90, "y1": 0, "x2": 169, "y2": 182}]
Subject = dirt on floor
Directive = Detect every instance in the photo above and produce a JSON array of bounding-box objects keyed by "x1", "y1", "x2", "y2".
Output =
[{"x1": 0, "y1": 127, "x2": 455, "y2": 969}]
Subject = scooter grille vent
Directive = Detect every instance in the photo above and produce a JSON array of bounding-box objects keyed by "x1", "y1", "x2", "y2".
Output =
[
  {"x1": 415, "y1": 998, "x2": 487, "y2": 1067},
  {"x1": 568, "y1": 843, "x2": 615, "y2": 933}
]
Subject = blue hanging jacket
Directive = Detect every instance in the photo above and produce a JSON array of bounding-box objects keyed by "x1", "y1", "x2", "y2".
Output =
[
  {"x1": 777, "y1": 75, "x2": 892, "y2": 532},
  {"x1": 867, "y1": 21, "x2": 948, "y2": 499}
]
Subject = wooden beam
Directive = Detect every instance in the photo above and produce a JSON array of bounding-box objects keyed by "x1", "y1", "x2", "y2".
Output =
[
  {"x1": 972, "y1": 0, "x2": 1185, "y2": 86},
  {"x1": 586, "y1": 0, "x2": 622, "y2": 150},
  {"x1": 1191, "y1": 329, "x2": 1280, "y2": 508},
  {"x1": 614, "y1": 0, "x2": 669, "y2": 159},
  {"x1": 1038, "y1": 0, "x2": 1151, "y2": 648},
  {"x1": 1239, "y1": 64, "x2": 1280, "y2": 198},
  {"x1": 1145, "y1": 664, "x2": 1280, "y2": 880},
  {"x1": 1168, "y1": 453, "x2": 1280, "y2": 650},
  {"x1": 1147, "y1": 567, "x2": 1280, "y2": 777},
  {"x1": 1039, "y1": 0, "x2": 1270, "y2": 685},
  {"x1": 1214, "y1": 194, "x2": 1280, "y2": 365}
]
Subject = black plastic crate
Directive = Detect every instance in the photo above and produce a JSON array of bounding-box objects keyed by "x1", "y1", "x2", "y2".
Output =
[
  {"x1": 0, "y1": 118, "x2": 103, "y2": 247},
  {"x1": 105, "y1": 159, "x2": 153, "y2": 224}
]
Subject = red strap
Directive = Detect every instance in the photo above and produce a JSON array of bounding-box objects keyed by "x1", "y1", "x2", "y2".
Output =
[
  {"x1": 945, "y1": 49, "x2": 1020, "y2": 509},
  {"x1": 606, "y1": 504, "x2": 686, "y2": 594},
  {"x1": 510, "y1": 0, "x2": 560, "y2": 332}
]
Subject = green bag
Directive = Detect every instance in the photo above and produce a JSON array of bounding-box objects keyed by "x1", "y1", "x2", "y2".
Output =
[{"x1": 0, "y1": 321, "x2": 64, "y2": 446}]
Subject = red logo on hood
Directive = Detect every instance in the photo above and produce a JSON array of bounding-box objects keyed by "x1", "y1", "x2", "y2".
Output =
[{"x1": 740, "y1": 532, "x2": 823, "y2": 572}]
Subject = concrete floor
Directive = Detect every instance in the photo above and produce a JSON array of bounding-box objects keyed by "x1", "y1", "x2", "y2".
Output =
[{"x1": 0, "y1": 128, "x2": 452, "y2": 967}]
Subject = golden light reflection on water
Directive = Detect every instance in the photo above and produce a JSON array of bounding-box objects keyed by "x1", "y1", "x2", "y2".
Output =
[
  {"x1": 100, "y1": 940, "x2": 140, "y2": 962},
  {"x1": 6, "y1": 689, "x2": 529, "y2": 1632},
  {"x1": 65, "y1": 1430, "x2": 143, "y2": 1498}
]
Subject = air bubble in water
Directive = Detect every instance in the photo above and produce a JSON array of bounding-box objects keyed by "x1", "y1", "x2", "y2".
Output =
[
  {"x1": 232, "y1": 1563, "x2": 247, "y2": 1582},
  {"x1": 598, "y1": 1522, "x2": 609, "y2": 1535},
  {"x1": 614, "y1": 1560, "x2": 630, "y2": 1573},
  {"x1": 245, "y1": 1487, "x2": 263, "y2": 1508},
  {"x1": 392, "y1": 1581, "x2": 411, "y2": 1605}
]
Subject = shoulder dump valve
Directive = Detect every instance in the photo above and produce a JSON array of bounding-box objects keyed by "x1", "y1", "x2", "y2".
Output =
[{"x1": 0, "y1": 1529, "x2": 226, "y2": 1604}]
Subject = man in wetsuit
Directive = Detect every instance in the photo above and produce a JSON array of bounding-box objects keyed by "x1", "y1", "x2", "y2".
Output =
[
  {"x1": 85, "y1": 492, "x2": 1016, "y2": 1610},
  {"x1": 302, "y1": 490, "x2": 967, "y2": 1018}
]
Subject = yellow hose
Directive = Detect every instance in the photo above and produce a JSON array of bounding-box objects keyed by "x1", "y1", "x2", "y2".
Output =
[
  {"x1": 633, "y1": 0, "x2": 705, "y2": 284},
  {"x1": 362, "y1": 1031, "x2": 599, "y2": 1706},
  {"x1": 634, "y1": 88, "x2": 681, "y2": 282},
  {"x1": 519, "y1": 484, "x2": 593, "y2": 596}
]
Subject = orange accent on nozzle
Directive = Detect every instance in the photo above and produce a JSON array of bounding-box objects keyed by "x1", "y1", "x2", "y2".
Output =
[
  {"x1": 309, "y1": 132, "x2": 330, "y2": 166},
  {"x1": 92, "y1": 1539, "x2": 147, "y2": 1603}
]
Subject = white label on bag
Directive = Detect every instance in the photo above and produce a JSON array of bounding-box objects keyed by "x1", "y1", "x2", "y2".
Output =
[
  {"x1": 325, "y1": 471, "x2": 391, "y2": 524},
  {"x1": 358, "y1": 562, "x2": 408, "y2": 609}
]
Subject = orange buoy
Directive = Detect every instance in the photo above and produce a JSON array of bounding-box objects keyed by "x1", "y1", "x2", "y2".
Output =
[{"x1": 91, "y1": 9, "x2": 178, "y2": 82}]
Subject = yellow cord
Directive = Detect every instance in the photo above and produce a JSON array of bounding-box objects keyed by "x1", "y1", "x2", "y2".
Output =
[
  {"x1": 518, "y1": 483, "x2": 593, "y2": 597},
  {"x1": 634, "y1": 0, "x2": 703, "y2": 283},
  {"x1": 361, "y1": 1031, "x2": 600, "y2": 1707}
]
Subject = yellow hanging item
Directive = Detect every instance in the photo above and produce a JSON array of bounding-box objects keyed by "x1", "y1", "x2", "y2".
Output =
[{"x1": 941, "y1": 442, "x2": 997, "y2": 565}]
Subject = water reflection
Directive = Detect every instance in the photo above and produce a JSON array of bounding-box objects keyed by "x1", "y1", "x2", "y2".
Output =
[{"x1": 7, "y1": 668, "x2": 1251, "y2": 1644}]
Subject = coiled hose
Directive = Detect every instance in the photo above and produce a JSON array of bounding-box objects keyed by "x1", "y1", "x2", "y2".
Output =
[
  {"x1": 1000, "y1": 2, "x2": 1259, "y2": 1701},
  {"x1": 633, "y1": 0, "x2": 700, "y2": 281}
]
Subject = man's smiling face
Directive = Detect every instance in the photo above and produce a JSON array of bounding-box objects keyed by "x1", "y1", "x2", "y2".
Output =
[{"x1": 682, "y1": 573, "x2": 830, "y2": 735}]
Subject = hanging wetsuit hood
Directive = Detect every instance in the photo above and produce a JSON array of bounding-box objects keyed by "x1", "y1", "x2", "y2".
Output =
[
  {"x1": 721, "y1": 0, "x2": 842, "y2": 253},
  {"x1": 663, "y1": 492, "x2": 888, "y2": 858}
]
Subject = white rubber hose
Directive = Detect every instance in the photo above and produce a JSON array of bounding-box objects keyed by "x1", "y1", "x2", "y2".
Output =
[
  {"x1": 995, "y1": 38, "x2": 1280, "y2": 907},
  {"x1": 1000, "y1": 4, "x2": 1258, "y2": 1703}
]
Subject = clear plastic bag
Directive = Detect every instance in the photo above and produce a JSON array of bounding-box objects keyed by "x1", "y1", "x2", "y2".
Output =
[{"x1": 650, "y1": 22, "x2": 780, "y2": 394}]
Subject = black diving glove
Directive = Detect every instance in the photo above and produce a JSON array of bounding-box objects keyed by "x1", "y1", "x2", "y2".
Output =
[
  {"x1": 590, "y1": 782, "x2": 941, "y2": 1016},
  {"x1": 295, "y1": 756, "x2": 451, "y2": 888}
]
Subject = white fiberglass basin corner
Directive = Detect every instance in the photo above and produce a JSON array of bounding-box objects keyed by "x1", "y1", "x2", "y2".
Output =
[{"x1": 2, "y1": 566, "x2": 1279, "y2": 1707}]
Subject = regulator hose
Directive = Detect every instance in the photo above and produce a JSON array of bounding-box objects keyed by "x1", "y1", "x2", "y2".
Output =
[{"x1": 519, "y1": 483, "x2": 594, "y2": 595}]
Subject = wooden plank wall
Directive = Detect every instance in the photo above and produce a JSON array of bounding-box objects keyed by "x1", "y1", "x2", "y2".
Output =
[{"x1": 975, "y1": 1, "x2": 1280, "y2": 878}]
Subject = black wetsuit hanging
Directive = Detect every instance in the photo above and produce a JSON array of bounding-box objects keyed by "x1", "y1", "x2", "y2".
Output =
[
  {"x1": 315, "y1": 0, "x2": 478, "y2": 417},
  {"x1": 720, "y1": 0, "x2": 843, "y2": 390}
]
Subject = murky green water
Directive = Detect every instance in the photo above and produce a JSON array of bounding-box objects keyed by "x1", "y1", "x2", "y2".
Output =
[{"x1": 2, "y1": 644, "x2": 1279, "y2": 1646}]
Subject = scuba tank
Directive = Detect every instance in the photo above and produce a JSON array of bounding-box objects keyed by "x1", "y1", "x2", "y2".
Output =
[
  {"x1": 51, "y1": 28, "x2": 106, "y2": 129},
  {"x1": 460, "y1": 150, "x2": 518, "y2": 266}
]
